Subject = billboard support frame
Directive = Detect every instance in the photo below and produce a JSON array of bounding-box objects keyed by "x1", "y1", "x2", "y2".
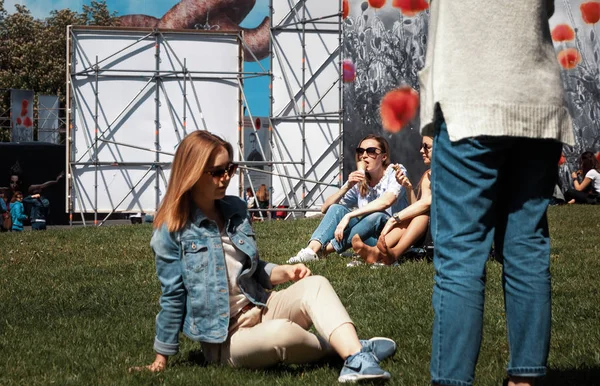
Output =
[
  {"x1": 66, "y1": 26, "x2": 248, "y2": 225},
  {"x1": 267, "y1": 0, "x2": 344, "y2": 218}
]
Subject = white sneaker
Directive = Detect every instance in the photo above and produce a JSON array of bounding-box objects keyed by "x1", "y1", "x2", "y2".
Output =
[{"x1": 288, "y1": 248, "x2": 319, "y2": 263}]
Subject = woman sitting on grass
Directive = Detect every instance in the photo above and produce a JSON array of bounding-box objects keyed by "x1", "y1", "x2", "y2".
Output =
[
  {"x1": 564, "y1": 151, "x2": 600, "y2": 204},
  {"x1": 288, "y1": 134, "x2": 409, "y2": 263},
  {"x1": 255, "y1": 183, "x2": 269, "y2": 220},
  {"x1": 131, "y1": 131, "x2": 396, "y2": 383},
  {"x1": 352, "y1": 124, "x2": 434, "y2": 265}
]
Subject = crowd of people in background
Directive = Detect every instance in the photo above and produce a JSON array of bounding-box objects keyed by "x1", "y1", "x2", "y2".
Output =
[{"x1": 0, "y1": 165, "x2": 63, "y2": 232}]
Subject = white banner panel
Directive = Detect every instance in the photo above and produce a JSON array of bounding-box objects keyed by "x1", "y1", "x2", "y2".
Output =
[
  {"x1": 38, "y1": 95, "x2": 60, "y2": 144},
  {"x1": 272, "y1": 32, "x2": 341, "y2": 117},
  {"x1": 10, "y1": 89, "x2": 34, "y2": 143},
  {"x1": 68, "y1": 27, "x2": 241, "y2": 213},
  {"x1": 271, "y1": 0, "x2": 343, "y2": 210},
  {"x1": 272, "y1": 0, "x2": 340, "y2": 31},
  {"x1": 271, "y1": 121, "x2": 340, "y2": 208}
]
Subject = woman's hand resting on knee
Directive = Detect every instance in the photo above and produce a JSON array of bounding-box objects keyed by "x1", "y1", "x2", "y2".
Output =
[
  {"x1": 270, "y1": 264, "x2": 312, "y2": 285},
  {"x1": 334, "y1": 214, "x2": 351, "y2": 241},
  {"x1": 381, "y1": 216, "x2": 399, "y2": 237}
]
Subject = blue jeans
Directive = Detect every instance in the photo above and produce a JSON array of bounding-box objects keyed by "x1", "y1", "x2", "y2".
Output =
[
  {"x1": 310, "y1": 204, "x2": 389, "y2": 253},
  {"x1": 430, "y1": 123, "x2": 562, "y2": 385}
]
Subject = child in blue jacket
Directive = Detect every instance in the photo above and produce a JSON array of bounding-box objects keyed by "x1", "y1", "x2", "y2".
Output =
[{"x1": 10, "y1": 191, "x2": 27, "y2": 232}]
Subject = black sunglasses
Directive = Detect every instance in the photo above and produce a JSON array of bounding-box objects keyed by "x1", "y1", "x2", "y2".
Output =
[
  {"x1": 356, "y1": 147, "x2": 384, "y2": 158},
  {"x1": 421, "y1": 143, "x2": 432, "y2": 152},
  {"x1": 205, "y1": 163, "x2": 238, "y2": 178}
]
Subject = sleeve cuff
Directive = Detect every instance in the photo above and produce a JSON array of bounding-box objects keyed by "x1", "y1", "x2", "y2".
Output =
[
  {"x1": 154, "y1": 336, "x2": 179, "y2": 356},
  {"x1": 263, "y1": 262, "x2": 277, "y2": 277}
]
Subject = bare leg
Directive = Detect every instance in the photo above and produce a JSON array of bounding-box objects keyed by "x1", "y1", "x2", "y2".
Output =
[
  {"x1": 382, "y1": 221, "x2": 408, "y2": 247},
  {"x1": 307, "y1": 239, "x2": 322, "y2": 253},
  {"x1": 351, "y1": 234, "x2": 386, "y2": 264},
  {"x1": 306, "y1": 239, "x2": 337, "y2": 257},
  {"x1": 387, "y1": 215, "x2": 429, "y2": 258}
]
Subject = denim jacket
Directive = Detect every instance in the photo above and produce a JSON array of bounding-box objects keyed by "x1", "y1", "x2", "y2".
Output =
[{"x1": 151, "y1": 196, "x2": 277, "y2": 356}]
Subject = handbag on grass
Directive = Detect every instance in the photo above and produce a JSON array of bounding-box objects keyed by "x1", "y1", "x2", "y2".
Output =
[{"x1": 2, "y1": 212, "x2": 11, "y2": 231}]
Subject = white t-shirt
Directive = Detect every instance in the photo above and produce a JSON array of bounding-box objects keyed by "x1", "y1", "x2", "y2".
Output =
[
  {"x1": 220, "y1": 231, "x2": 250, "y2": 317},
  {"x1": 585, "y1": 169, "x2": 600, "y2": 195},
  {"x1": 338, "y1": 165, "x2": 409, "y2": 216}
]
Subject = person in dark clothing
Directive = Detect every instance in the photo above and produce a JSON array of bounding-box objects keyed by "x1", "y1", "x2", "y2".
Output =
[
  {"x1": 23, "y1": 188, "x2": 50, "y2": 230},
  {"x1": 564, "y1": 151, "x2": 600, "y2": 204},
  {"x1": 0, "y1": 188, "x2": 10, "y2": 232}
]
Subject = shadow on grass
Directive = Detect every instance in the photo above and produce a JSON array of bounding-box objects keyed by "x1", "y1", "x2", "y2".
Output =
[
  {"x1": 179, "y1": 349, "x2": 348, "y2": 377},
  {"x1": 540, "y1": 367, "x2": 600, "y2": 386}
]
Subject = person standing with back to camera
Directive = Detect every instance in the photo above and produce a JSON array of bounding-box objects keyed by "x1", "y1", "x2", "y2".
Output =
[
  {"x1": 420, "y1": 1, "x2": 574, "y2": 385},
  {"x1": 130, "y1": 130, "x2": 397, "y2": 383}
]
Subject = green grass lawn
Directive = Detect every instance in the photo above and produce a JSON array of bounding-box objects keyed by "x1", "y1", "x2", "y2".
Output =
[{"x1": 1, "y1": 205, "x2": 599, "y2": 385}]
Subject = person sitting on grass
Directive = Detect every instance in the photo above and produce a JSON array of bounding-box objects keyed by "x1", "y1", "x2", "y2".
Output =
[
  {"x1": 352, "y1": 124, "x2": 434, "y2": 265},
  {"x1": 564, "y1": 151, "x2": 600, "y2": 204},
  {"x1": 288, "y1": 134, "x2": 409, "y2": 263},
  {"x1": 255, "y1": 183, "x2": 269, "y2": 220},
  {"x1": 23, "y1": 188, "x2": 50, "y2": 231},
  {"x1": 130, "y1": 131, "x2": 397, "y2": 383},
  {"x1": 9, "y1": 191, "x2": 27, "y2": 232}
]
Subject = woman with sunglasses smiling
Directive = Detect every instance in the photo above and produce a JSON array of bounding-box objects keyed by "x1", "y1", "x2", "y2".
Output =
[
  {"x1": 132, "y1": 131, "x2": 396, "y2": 382},
  {"x1": 289, "y1": 134, "x2": 409, "y2": 263},
  {"x1": 352, "y1": 124, "x2": 434, "y2": 265}
]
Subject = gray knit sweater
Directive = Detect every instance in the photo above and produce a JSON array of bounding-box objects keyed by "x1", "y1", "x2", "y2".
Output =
[{"x1": 419, "y1": 0, "x2": 574, "y2": 145}]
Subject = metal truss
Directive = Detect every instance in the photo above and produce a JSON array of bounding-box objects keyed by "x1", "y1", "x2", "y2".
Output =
[
  {"x1": 66, "y1": 26, "x2": 249, "y2": 226},
  {"x1": 264, "y1": 0, "x2": 344, "y2": 219}
]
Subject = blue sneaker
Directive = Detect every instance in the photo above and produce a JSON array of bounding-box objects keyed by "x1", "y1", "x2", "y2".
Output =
[
  {"x1": 338, "y1": 351, "x2": 391, "y2": 383},
  {"x1": 360, "y1": 337, "x2": 397, "y2": 362}
]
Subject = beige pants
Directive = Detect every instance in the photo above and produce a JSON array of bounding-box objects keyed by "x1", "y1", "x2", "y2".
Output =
[{"x1": 202, "y1": 275, "x2": 353, "y2": 368}]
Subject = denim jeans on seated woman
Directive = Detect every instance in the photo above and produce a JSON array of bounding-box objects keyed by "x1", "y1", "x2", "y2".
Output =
[
  {"x1": 429, "y1": 123, "x2": 562, "y2": 386},
  {"x1": 309, "y1": 204, "x2": 389, "y2": 253}
]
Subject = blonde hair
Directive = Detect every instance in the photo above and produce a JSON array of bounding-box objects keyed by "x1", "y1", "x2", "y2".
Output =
[
  {"x1": 356, "y1": 135, "x2": 391, "y2": 197},
  {"x1": 256, "y1": 184, "x2": 269, "y2": 201},
  {"x1": 153, "y1": 131, "x2": 233, "y2": 232}
]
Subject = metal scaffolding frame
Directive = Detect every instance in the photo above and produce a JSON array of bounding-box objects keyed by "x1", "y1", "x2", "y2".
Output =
[
  {"x1": 66, "y1": 26, "x2": 249, "y2": 225},
  {"x1": 66, "y1": 3, "x2": 344, "y2": 224},
  {"x1": 265, "y1": 0, "x2": 344, "y2": 219}
]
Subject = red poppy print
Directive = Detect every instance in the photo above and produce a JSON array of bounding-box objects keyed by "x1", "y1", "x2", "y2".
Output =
[
  {"x1": 558, "y1": 154, "x2": 566, "y2": 166},
  {"x1": 343, "y1": 0, "x2": 350, "y2": 19},
  {"x1": 23, "y1": 116, "x2": 33, "y2": 127},
  {"x1": 580, "y1": 1, "x2": 600, "y2": 24},
  {"x1": 254, "y1": 117, "x2": 261, "y2": 130},
  {"x1": 557, "y1": 48, "x2": 582, "y2": 70},
  {"x1": 16, "y1": 117, "x2": 22, "y2": 125},
  {"x1": 380, "y1": 87, "x2": 419, "y2": 133},
  {"x1": 551, "y1": 24, "x2": 575, "y2": 42},
  {"x1": 342, "y1": 59, "x2": 356, "y2": 83},
  {"x1": 596, "y1": 152, "x2": 600, "y2": 164},
  {"x1": 20, "y1": 107, "x2": 28, "y2": 117},
  {"x1": 392, "y1": 0, "x2": 429, "y2": 16},
  {"x1": 368, "y1": 0, "x2": 386, "y2": 9},
  {"x1": 21, "y1": 99, "x2": 29, "y2": 109}
]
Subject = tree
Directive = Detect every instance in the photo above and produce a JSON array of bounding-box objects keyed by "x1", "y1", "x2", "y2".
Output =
[{"x1": 0, "y1": 0, "x2": 119, "y2": 141}]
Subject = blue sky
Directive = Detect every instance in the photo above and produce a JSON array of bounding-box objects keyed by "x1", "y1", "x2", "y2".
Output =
[{"x1": 4, "y1": 0, "x2": 270, "y2": 117}]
